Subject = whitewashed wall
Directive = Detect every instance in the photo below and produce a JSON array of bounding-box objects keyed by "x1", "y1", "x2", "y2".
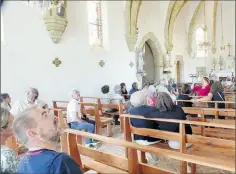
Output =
[{"x1": 1, "y1": 1, "x2": 136, "y2": 106}]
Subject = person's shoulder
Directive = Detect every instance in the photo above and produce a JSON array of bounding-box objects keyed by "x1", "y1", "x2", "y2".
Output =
[{"x1": 51, "y1": 152, "x2": 82, "y2": 173}]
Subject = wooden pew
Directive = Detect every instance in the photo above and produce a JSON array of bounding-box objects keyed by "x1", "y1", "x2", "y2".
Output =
[
  {"x1": 121, "y1": 114, "x2": 235, "y2": 174},
  {"x1": 176, "y1": 100, "x2": 235, "y2": 108},
  {"x1": 53, "y1": 102, "x2": 113, "y2": 137},
  {"x1": 63, "y1": 128, "x2": 235, "y2": 174},
  {"x1": 182, "y1": 107, "x2": 235, "y2": 140}
]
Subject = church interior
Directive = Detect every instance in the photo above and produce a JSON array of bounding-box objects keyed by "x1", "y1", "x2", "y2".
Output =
[{"x1": 1, "y1": 1, "x2": 235, "y2": 174}]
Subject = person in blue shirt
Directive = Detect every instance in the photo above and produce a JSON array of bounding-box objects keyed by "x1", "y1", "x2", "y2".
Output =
[
  {"x1": 12, "y1": 106, "x2": 83, "y2": 174},
  {"x1": 129, "y1": 82, "x2": 139, "y2": 95}
]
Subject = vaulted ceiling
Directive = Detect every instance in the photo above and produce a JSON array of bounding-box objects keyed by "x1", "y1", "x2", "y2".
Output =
[{"x1": 124, "y1": 0, "x2": 219, "y2": 56}]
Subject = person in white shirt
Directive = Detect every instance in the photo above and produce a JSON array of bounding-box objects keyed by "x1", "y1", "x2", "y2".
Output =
[
  {"x1": 67, "y1": 89, "x2": 97, "y2": 148},
  {"x1": 10, "y1": 88, "x2": 45, "y2": 117}
]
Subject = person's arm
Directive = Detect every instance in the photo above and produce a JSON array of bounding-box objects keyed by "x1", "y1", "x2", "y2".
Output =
[
  {"x1": 50, "y1": 153, "x2": 83, "y2": 174},
  {"x1": 191, "y1": 93, "x2": 213, "y2": 102}
]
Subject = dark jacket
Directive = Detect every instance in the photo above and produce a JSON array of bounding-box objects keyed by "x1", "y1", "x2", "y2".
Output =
[
  {"x1": 128, "y1": 105, "x2": 160, "y2": 142},
  {"x1": 144, "y1": 105, "x2": 192, "y2": 134},
  {"x1": 176, "y1": 95, "x2": 193, "y2": 107}
]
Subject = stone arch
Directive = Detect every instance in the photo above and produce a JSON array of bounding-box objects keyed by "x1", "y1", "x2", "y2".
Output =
[
  {"x1": 124, "y1": 1, "x2": 142, "y2": 52},
  {"x1": 136, "y1": 32, "x2": 164, "y2": 82}
]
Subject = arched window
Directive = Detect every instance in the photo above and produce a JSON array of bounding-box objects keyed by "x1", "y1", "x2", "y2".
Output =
[
  {"x1": 196, "y1": 27, "x2": 207, "y2": 58},
  {"x1": 87, "y1": 1, "x2": 103, "y2": 47}
]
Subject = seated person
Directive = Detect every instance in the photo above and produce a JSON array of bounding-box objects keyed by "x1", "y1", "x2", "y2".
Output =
[
  {"x1": 128, "y1": 91, "x2": 160, "y2": 145},
  {"x1": 67, "y1": 89, "x2": 98, "y2": 148},
  {"x1": 191, "y1": 81, "x2": 225, "y2": 119},
  {"x1": 1, "y1": 93, "x2": 11, "y2": 111},
  {"x1": 120, "y1": 82, "x2": 129, "y2": 100},
  {"x1": 191, "y1": 76, "x2": 210, "y2": 97},
  {"x1": 1, "y1": 107, "x2": 19, "y2": 173},
  {"x1": 10, "y1": 87, "x2": 46, "y2": 117},
  {"x1": 177, "y1": 84, "x2": 193, "y2": 107},
  {"x1": 129, "y1": 82, "x2": 139, "y2": 95},
  {"x1": 145, "y1": 92, "x2": 192, "y2": 150},
  {"x1": 101, "y1": 85, "x2": 112, "y2": 112},
  {"x1": 13, "y1": 106, "x2": 83, "y2": 174},
  {"x1": 156, "y1": 78, "x2": 171, "y2": 96},
  {"x1": 146, "y1": 85, "x2": 157, "y2": 107},
  {"x1": 111, "y1": 85, "x2": 130, "y2": 125}
]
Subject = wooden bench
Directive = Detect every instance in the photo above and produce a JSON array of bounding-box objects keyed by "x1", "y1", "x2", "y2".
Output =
[
  {"x1": 53, "y1": 103, "x2": 113, "y2": 137},
  {"x1": 54, "y1": 97, "x2": 126, "y2": 133},
  {"x1": 176, "y1": 99, "x2": 235, "y2": 109},
  {"x1": 182, "y1": 107, "x2": 235, "y2": 140},
  {"x1": 63, "y1": 128, "x2": 235, "y2": 174},
  {"x1": 121, "y1": 114, "x2": 235, "y2": 174}
]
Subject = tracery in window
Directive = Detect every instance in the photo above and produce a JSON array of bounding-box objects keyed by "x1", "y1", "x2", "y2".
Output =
[{"x1": 87, "y1": 1, "x2": 103, "y2": 47}]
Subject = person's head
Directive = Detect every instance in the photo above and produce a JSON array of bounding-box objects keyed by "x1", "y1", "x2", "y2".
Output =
[
  {"x1": 101, "y1": 85, "x2": 109, "y2": 94},
  {"x1": 0, "y1": 93, "x2": 11, "y2": 104},
  {"x1": 37, "y1": 100, "x2": 49, "y2": 112},
  {"x1": 202, "y1": 76, "x2": 209, "y2": 86},
  {"x1": 114, "y1": 85, "x2": 121, "y2": 94},
  {"x1": 132, "y1": 82, "x2": 138, "y2": 90},
  {"x1": 181, "y1": 84, "x2": 191, "y2": 95},
  {"x1": 210, "y1": 81, "x2": 223, "y2": 93},
  {"x1": 120, "y1": 83, "x2": 126, "y2": 90},
  {"x1": 160, "y1": 78, "x2": 167, "y2": 86},
  {"x1": 147, "y1": 85, "x2": 157, "y2": 98},
  {"x1": 156, "y1": 92, "x2": 174, "y2": 112},
  {"x1": 130, "y1": 91, "x2": 147, "y2": 107},
  {"x1": 142, "y1": 82, "x2": 150, "y2": 90},
  {"x1": 1, "y1": 107, "x2": 14, "y2": 142},
  {"x1": 27, "y1": 87, "x2": 39, "y2": 102},
  {"x1": 71, "y1": 89, "x2": 80, "y2": 101},
  {"x1": 13, "y1": 106, "x2": 62, "y2": 148}
]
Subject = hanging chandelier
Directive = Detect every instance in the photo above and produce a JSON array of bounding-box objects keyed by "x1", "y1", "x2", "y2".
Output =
[
  {"x1": 25, "y1": 0, "x2": 65, "y2": 13},
  {"x1": 197, "y1": 1, "x2": 212, "y2": 55}
]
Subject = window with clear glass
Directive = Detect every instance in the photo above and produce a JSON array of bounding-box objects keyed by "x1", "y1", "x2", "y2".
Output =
[
  {"x1": 87, "y1": 1, "x2": 103, "y2": 47},
  {"x1": 196, "y1": 27, "x2": 207, "y2": 58}
]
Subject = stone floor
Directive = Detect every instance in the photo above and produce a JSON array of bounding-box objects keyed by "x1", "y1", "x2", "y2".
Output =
[{"x1": 87, "y1": 125, "x2": 234, "y2": 174}]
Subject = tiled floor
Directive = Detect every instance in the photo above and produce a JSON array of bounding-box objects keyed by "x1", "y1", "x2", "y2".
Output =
[{"x1": 90, "y1": 125, "x2": 234, "y2": 174}]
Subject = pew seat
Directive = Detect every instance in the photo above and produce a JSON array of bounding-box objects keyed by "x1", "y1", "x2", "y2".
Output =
[{"x1": 82, "y1": 158, "x2": 129, "y2": 174}]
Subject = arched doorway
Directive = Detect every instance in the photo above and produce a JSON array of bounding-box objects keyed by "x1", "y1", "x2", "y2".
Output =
[
  {"x1": 136, "y1": 32, "x2": 164, "y2": 87},
  {"x1": 142, "y1": 42, "x2": 155, "y2": 85}
]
